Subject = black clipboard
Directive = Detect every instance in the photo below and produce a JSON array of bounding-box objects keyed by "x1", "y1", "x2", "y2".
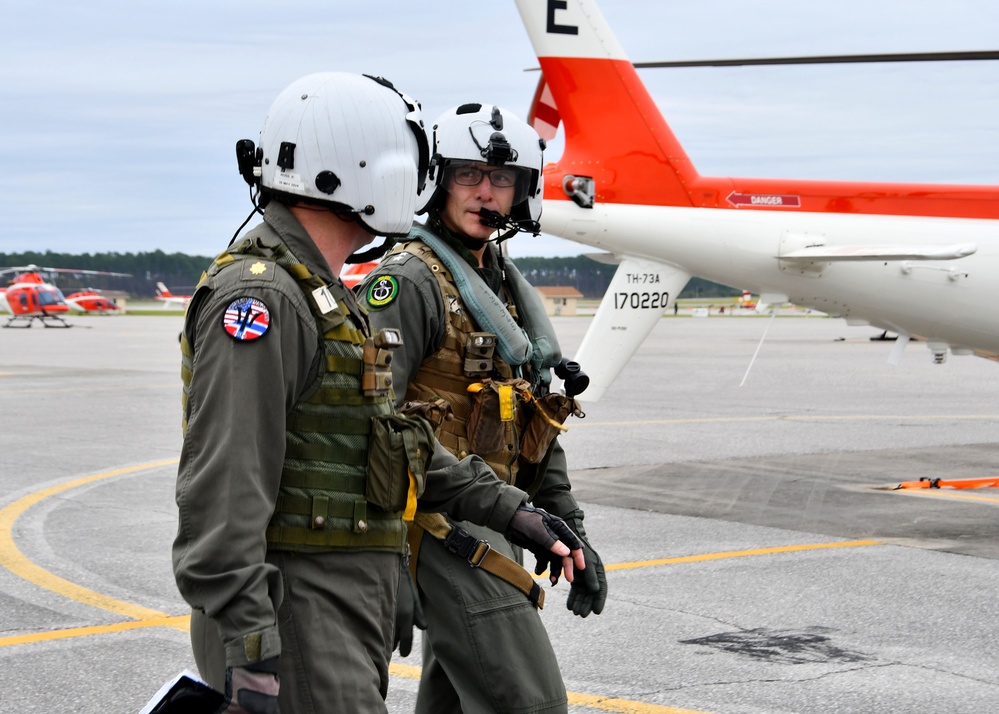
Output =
[{"x1": 139, "y1": 670, "x2": 225, "y2": 714}]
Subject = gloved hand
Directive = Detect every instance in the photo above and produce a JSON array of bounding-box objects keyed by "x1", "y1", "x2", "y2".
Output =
[
  {"x1": 394, "y1": 555, "x2": 426, "y2": 657},
  {"x1": 223, "y1": 662, "x2": 280, "y2": 714},
  {"x1": 562, "y1": 509, "x2": 608, "y2": 617},
  {"x1": 506, "y1": 503, "x2": 583, "y2": 584}
]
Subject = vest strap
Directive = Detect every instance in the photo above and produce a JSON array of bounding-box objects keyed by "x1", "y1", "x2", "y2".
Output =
[
  {"x1": 412, "y1": 512, "x2": 545, "y2": 609},
  {"x1": 276, "y1": 493, "x2": 401, "y2": 520},
  {"x1": 266, "y1": 524, "x2": 405, "y2": 549},
  {"x1": 325, "y1": 322, "x2": 368, "y2": 346},
  {"x1": 326, "y1": 354, "x2": 363, "y2": 375}
]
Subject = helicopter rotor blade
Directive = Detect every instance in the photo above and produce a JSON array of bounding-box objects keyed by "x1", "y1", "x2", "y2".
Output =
[
  {"x1": 632, "y1": 50, "x2": 999, "y2": 69},
  {"x1": 526, "y1": 50, "x2": 999, "y2": 72}
]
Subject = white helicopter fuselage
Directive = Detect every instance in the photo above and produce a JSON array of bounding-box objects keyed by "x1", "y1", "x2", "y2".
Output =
[{"x1": 542, "y1": 200, "x2": 999, "y2": 358}]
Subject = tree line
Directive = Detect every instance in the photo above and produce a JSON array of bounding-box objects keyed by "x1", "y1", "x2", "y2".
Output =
[
  {"x1": 1, "y1": 250, "x2": 740, "y2": 299},
  {"x1": 0, "y1": 250, "x2": 212, "y2": 297}
]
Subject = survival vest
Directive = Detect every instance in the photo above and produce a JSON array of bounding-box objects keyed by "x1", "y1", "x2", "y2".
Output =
[
  {"x1": 181, "y1": 229, "x2": 408, "y2": 554},
  {"x1": 387, "y1": 230, "x2": 568, "y2": 487}
]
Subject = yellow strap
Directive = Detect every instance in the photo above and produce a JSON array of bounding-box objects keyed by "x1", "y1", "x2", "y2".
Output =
[
  {"x1": 403, "y1": 469, "x2": 419, "y2": 522},
  {"x1": 499, "y1": 384, "x2": 515, "y2": 422},
  {"x1": 521, "y1": 389, "x2": 569, "y2": 433},
  {"x1": 414, "y1": 511, "x2": 453, "y2": 539}
]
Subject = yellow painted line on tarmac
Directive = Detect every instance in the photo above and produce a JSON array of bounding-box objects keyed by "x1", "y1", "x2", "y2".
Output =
[
  {"x1": 604, "y1": 539, "x2": 881, "y2": 572},
  {"x1": 565, "y1": 693, "x2": 707, "y2": 714},
  {"x1": 0, "y1": 615, "x2": 190, "y2": 648},
  {"x1": 0, "y1": 459, "x2": 182, "y2": 624},
  {"x1": 389, "y1": 664, "x2": 708, "y2": 713},
  {"x1": 572, "y1": 414, "x2": 999, "y2": 428},
  {"x1": 389, "y1": 662, "x2": 423, "y2": 679}
]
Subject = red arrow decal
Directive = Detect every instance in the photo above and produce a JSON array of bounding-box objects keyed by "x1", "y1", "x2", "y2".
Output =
[{"x1": 727, "y1": 192, "x2": 801, "y2": 208}]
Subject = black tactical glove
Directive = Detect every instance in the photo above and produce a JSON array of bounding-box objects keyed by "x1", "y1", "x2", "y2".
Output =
[
  {"x1": 223, "y1": 661, "x2": 280, "y2": 714},
  {"x1": 393, "y1": 555, "x2": 426, "y2": 657},
  {"x1": 562, "y1": 509, "x2": 608, "y2": 617},
  {"x1": 506, "y1": 503, "x2": 582, "y2": 584}
]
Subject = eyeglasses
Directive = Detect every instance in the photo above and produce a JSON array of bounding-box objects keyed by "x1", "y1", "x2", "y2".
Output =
[{"x1": 448, "y1": 165, "x2": 519, "y2": 189}]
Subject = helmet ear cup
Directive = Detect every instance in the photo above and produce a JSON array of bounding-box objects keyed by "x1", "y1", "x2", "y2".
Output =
[
  {"x1": 236, "y1": 140, "x2": 262, "y2": 187},
  {"x1": 416, "y1": 153, "x2": 447, "y2": 215},
  {"x1": 428, "y1": 153, "x2": 442, "y2": 182}
]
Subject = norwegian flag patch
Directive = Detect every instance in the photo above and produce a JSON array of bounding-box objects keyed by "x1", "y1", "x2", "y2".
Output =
[{"x1": 222, "y1": 296, "x2": 271, "y2": 342}]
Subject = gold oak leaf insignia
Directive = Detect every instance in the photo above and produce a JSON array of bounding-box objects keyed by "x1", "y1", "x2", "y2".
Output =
[{"x1": 249, "y1": 262, "x2": 268, "y2": 276}]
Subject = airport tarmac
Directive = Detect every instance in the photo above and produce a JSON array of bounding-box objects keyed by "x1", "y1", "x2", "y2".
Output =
[{"x1": 1, "y1": 313, "x2": 998, "y2": 713}]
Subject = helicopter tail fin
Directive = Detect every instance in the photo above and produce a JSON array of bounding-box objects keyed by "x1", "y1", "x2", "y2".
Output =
[{"x1": 517, "y1": 0, "x2": 699, "y2": 207}]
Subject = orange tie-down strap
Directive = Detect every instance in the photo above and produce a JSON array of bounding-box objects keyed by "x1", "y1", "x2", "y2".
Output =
[
  {"x1": 411, "y1": 512, "x2": 545, "y2": 609},
  {"x1": 890, "y1": 476, "x2": 999, "y2": 490}
]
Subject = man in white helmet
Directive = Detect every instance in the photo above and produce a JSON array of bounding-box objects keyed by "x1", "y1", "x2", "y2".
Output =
[
  {"x1": 361, "y1": 103, "x2": 608, "y2": 714},
  {"x1": 172, "y1": 76, "x2": 584, "y2": 714}
]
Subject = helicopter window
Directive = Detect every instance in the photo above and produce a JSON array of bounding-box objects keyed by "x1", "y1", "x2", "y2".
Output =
[{"x1": 38, "y1": 290, "x2": 60, "y2": 306}]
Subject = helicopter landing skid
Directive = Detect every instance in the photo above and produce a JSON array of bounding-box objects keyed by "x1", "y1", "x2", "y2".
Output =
[{"x1": 3, "y1": 314, "x2": 72, "y2": 328}]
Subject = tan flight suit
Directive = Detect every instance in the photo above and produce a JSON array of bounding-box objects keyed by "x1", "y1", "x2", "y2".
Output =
[
  {"x1": 173, "y1": 202, "x2": 528, "y2": 713},
  {"x1": 361, "y1": 218, "x2": 581, "y2": 714}
]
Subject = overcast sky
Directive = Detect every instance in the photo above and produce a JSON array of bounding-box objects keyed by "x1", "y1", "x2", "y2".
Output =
[{"x1": 2, "y1": 0, "x2": 997, "y2": 260}]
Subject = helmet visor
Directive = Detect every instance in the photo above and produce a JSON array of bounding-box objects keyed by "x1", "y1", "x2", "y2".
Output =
[{"x1": 444, "y1": 162, "x2": 533, "y2": 205}]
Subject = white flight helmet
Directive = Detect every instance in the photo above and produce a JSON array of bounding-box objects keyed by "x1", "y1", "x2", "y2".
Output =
[
  {"x1": 420, "y1": 103, "x2": 544, "y2": 232},
  {"x1": 255, "y1": 72, "x2": 429, "y2": 237}
]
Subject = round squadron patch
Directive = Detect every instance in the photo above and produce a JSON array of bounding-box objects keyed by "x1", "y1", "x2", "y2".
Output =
[
  {"x1": 365, "y1": 276, "x2": 399, "y2": 310},
  {"x1": 222, "y1": 296, "x2": 271, "y2": 342}
]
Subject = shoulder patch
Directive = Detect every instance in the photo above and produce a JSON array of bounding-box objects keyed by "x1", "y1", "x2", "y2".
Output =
[
  {"x1": 222, "y1": 296, "x2": 271, "y2": 342},
  {"x1": 365, "y1": 276, "x2": 399, "y2": 310}
]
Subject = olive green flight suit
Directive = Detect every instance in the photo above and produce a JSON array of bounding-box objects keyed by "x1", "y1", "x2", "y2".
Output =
[
  {"x1": 173, "y1": 202, "x2": 527, "y2": 713},
  {"x1": 361, "y1": 221, "x2": 580, "y2": 714}
]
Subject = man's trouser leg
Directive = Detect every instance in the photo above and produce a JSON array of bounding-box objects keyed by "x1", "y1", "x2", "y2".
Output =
[
  {"x1": 414, "y1": 520, "x2": 568, "y2": 714},
  {"x1": 190, "y1": 550, "x2": 400, "y2": 714},
  {"x1": 414, "y1": 634, "x2": 463, "y2": 713}
]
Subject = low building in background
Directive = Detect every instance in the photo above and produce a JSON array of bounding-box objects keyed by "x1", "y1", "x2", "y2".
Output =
[{"x1": 535, "y1": 285, "x2": 583, "y2": 316}]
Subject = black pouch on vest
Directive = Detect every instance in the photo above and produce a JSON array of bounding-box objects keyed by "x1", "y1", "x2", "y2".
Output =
[
  {"x1": 519, "y1": 392, "x2": 576, "y2": 464},
  {"x1": 367, "y1": 413, "x2": 434, "y2": 512}
]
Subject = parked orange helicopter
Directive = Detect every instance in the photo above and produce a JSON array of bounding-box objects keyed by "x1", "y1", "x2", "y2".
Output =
[
  {"x1": 154, "y1": 282, "x2": 193, "y2": 308},
  {"x1": 65, "y1": 289, "x2": 122, "y2": 314},
  {"x1": 0, "y1": 265, "x2": 130, "y2": 327}
]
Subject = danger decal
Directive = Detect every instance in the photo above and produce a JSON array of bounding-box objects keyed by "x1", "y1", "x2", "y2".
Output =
[{"x1": 726, "y1": 191, "x2": 801, "y2": 208}]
